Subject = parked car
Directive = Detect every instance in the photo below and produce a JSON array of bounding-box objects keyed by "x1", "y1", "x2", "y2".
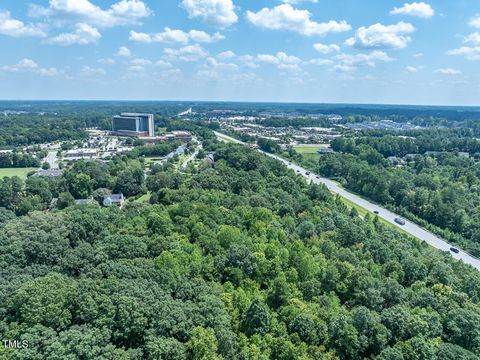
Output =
[
  {"x1": 450, "y1": 247, "x2": 460, "y2": 254},
  {"x1": 394, "y1": 217, "x2": 406, "y2": 225}
]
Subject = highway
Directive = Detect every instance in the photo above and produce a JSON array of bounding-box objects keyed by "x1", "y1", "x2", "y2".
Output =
[{"x1": 214, "y1": 131, "x2": 480, "y2": 271}]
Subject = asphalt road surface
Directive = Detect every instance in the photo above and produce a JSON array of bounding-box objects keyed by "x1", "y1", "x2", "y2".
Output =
[
  {"x1": 214, "y1": 131, "x2": 480, "y2": 271},
  {"x1": 45, "y1": 151, "x2": 59, "y2": 169}
]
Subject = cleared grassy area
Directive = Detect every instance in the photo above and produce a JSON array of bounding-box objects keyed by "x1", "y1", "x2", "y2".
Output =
[
  {"x1": 293, "y1": 145, "x2": 329, "y2": 154},
  {"x1": 132, "y1": 192, "x2": 152, "y2": 204},
  {"x1": 0, "y1": 168, "x2": 37, "y2": 180},
  {"x1": 144, "y1": 157, "x2": 164, "y2": 164}
]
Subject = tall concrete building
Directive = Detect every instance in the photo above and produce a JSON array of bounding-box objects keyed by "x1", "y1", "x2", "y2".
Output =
[{"x1": 112, "y1": 113, "x2": 154, "y2": 137}]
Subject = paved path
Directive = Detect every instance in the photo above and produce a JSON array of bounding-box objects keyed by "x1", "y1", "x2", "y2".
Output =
[{"x1": 214, "y1": 131, "x2": 480, "y2": 271}]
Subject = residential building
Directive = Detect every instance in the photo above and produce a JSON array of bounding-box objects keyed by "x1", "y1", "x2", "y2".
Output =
[{"x1": 103, "y1": 194, "x2": 125, "y2": 207}]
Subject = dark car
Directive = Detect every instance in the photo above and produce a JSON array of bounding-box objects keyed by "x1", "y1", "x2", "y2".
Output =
[
  {"x1": 316, "y1": 176, "x2": 320, "y2": 179},
  {"x1": 306, "y1": 171, "x2": 311, "y2": 175},
  {"x1": 394, "y1": 217, "x2": 406, "y2": 225},
  {"x1": 373, "y1": 210, "x2": 379, "y2": 215},
  {"x1": 450, "y1": 247, "x2": 460, "y2": 254}
]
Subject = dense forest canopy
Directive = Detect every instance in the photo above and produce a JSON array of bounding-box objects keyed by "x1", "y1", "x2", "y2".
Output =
[{"x1": 1, "y1": 140, "x2": 480, "y2": 359}]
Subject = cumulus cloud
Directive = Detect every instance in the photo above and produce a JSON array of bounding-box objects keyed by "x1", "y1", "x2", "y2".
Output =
[
  {"x1": 80, "y1": 66, "x2": 105, "y2": 76},
  {"x1": 217, "y1": 50, "x2": 236, "y2": 59},
  {"x1": 435, "y1": 68, "x2": 462, "y2": 75},
  {"x1": 255, "y1": 51, "x2": 302, "y2": 71},
  {"x1": 0, "y1": 58, "x2": 62, "y2": 76},
  {"x1": 180, "y1": 0, "x2": 238, "y2": 28},
  {"x1": 115, "y1": 46, "x2": 131, "y2": 57},
  {"x1": 308, "y1": 58, "x2": 334, "y2": 66},
  {"x1": 98, "y1": 58, "x2": 115, "y2": 65},
  {"x1": 346, "y1": 22, "x2": 415, "y2": 49},
  {"x1": 0, "y1": 10, "x2": 46, "y2": 37},
  {"x1": 469, "y1": 15, "x2": 480, "y2": 28},
  {"x1": 129, "y1": 28, "x2": 224, "y2": 44},
  {"x1": 196, "y1": 57, "x2": 239, "y2": 79},
  {"x1": 447, "y1": 46, "x2": 480, "y2": 61},
  {"x1": 405, "y1": 65, "x2": 419, "y2": 73},
  {"x1": 45, "y1": 23, "x2": 101, "y2": 45},
  {"x1": 28, "y1": 0, "x2": 151, "y2": 28},
  {"x1": 334, "y1": 51, "x2": 393, "y2": 71},
  {"x1": 465, "y1": 32, "x2": 480, "y2": 45},
  {"x1": 281, "y1": 0, "x2": 318, "y2": 3},
  {"x1": 164, "y1": 44, "x2": 209, "y2": 62},
  {"x1": 390, "y1": 2, "x2": 434, "y2": 18},
  {"x1": 313, "y1": 43, "x2": 340, "y2": 54},
  {"x1": 246, "y1": 4, "x2": 351, "y2": 36}
]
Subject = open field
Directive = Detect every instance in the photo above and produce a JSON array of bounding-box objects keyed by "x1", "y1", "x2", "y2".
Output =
[
  {"x1": 293, "y1": 144, "x2": 329, "y2": 154},
  {"x1": 0, "y1": 168, "x2": 37, "y2": 180}
]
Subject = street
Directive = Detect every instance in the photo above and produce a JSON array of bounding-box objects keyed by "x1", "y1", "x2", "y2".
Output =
[{"x1": 214, "y1": 131, "x2": 480, "y2": 271}]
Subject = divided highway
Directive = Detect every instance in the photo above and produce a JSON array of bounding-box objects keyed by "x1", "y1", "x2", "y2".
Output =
[{"x1": 214, "y1": 131, "x2": 480, "y2": 271}]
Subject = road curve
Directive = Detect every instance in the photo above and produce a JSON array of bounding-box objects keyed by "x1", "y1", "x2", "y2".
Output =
[{"x1": 214, "y1": 131, "x2": 480, "y2": 271}]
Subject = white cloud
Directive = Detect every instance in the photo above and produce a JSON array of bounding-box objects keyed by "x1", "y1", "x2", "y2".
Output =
[
  {"x1": 29, "y1": 0, "x2": 151, "y2": 28},
  {"x1": 435, "y1": 68, "x2": 462, "y2": 75},
  {"x1": 217, "y1": 50, "x2": 236, "y2": 59},
  {"x1": 129, "y1": 28, "x2": 224, "y2": 44},
  {"x1": 246, "y1": 4, "x2": 351, "y2": 36},
  {"x1": 281, "y1": 0, "x2": 318, "y2": 3},
  {"x1": 80, "y1": 65, "x2": 105, "y2": 76},
  {"x1": 334, "y1": 51, "x2": 393, "y2": 70},
  {"x1": 308, "y1": 58, "x2": 334, "y2": 66},
  {"x1": 447, "y1": 46, "x2": 480, "y2": 61},
  {"x1": 346, "y1": 22, "x2": 415, "y2": 49},
  {"x1": 98, "y1": 58, "x2": 115, "y2": 64},
  {"x1": 469, "y1": 15, "x2": 480, "y2": 29},
  {"x1": 313, "y1": 43, "x2": 340, "y2": 54},
  {"x1": 0, "y1": 58, "x2": 62, "y2": 76},
  {"x1": 390, "y1": 2, "x2": 434, "y2": 18},
  {"x1": 256, "y1": 51, "x2": 302, "y2": 71},
  {"x1": 405, "y1": 65, "x2": 419, "y2": 73},
  {"x1": 0, "y1": 10, "x2": 46, "y2": 37},
  {"x1": 45, "y1": 23, "x2": 101, "y2": 45},
  {"x1": 164, "y1": 44, "x2": 208, "y2": 62},
  {"x1": 180, "y1": 0, "x2": 238, "y2": 28},
  {"x1": 465, "y1": 32, "x2": 480, "y2": 45},
  {"x1": 198, "y1": 57, "x2": 239, "y2": 78},
  {"x1": 413, "y1": 52, "x2": 424, "y2": 57},
  {"x1": 115, "y1": 46, "x2": 131, "y2": 57}
]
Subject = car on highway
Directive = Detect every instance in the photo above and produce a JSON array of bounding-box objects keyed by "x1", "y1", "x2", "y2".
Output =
[
  {"x1": 296, "y1": 170, "x2": 300, "y2": 173},
  {"x1": 450, "y1": 247, "x2": 460, "y2": 254},
  {"x1": 306, "y1": 172, "x2": 310, "y2": 175},
  {"x1": 316, "y1": 176, "x2": 320, "y2": 179},
  {"x1": 373, "y1": 210, "x2": 379, "y2": 215},
  {"x1": 394, "y1": 217, "x2": 406, "y2": 225}
]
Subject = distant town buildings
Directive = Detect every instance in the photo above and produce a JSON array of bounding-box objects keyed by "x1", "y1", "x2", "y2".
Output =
[
  {"x1": 112, "y1": 113, "x2": 155, "y2": 137},
  {"x1": 140, "y1": 131, "x2": 192, "y2": 144}
]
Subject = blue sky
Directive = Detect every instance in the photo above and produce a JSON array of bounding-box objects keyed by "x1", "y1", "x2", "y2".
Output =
[{"x1": 0, "y1": 0, "x2": 479, "y2": 105}]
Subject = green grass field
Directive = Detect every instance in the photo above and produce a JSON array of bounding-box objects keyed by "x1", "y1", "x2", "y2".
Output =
[
  {"x1": 0, "y1": 168, "x2": 37, "y2": 180},
  {"x1": 293, "y1": 145, "x2": 329, "y2": 154}
]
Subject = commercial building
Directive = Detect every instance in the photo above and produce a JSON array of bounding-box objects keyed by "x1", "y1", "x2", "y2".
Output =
[
  {"x1": 112, "y1": 113, "x2": 154, "y2": 137},
  {"x1": 139, "y1": 131, "x2": 193, "y2": 144}
]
